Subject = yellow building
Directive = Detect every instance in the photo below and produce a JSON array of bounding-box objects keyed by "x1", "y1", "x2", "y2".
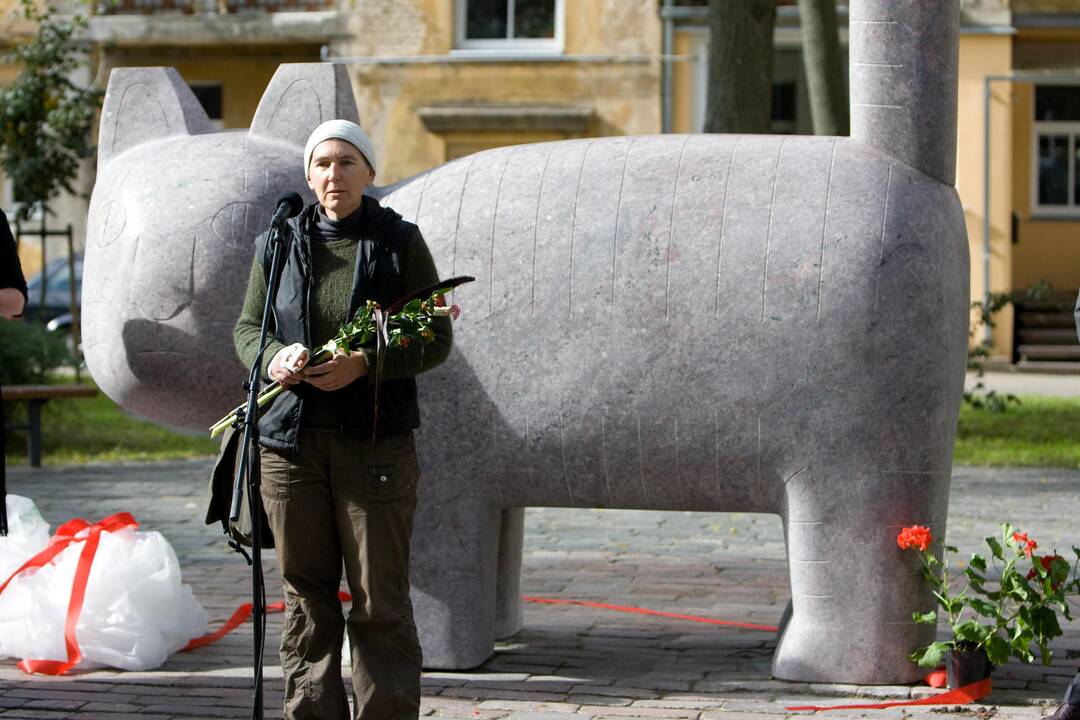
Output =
[{"x1": 2, "y1": 0, "x2": 1077, "y2": 367}]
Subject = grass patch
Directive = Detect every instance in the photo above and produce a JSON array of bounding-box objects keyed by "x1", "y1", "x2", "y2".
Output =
[
  {"x1": 3, "y1": 379, "x2": 1079, "y2": 468},
  {"x1": 954, "y1": 395, "x2": 1080, "y2": 468},
  {"x1": 4, "y1": 377, "x2": 217, "y2": 466}
]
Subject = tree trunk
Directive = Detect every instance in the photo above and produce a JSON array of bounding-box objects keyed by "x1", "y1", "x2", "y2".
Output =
[
  {"x1": 705, "y1": 0, "x2": 776, "y2": 134},
  {"x1": 798, "y1": 0, "x2": 848, "y2": 136}
]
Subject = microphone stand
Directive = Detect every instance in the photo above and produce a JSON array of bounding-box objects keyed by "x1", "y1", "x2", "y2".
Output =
[{"x1": 229, "y1": 217, "x2": 289, "y2": 720}]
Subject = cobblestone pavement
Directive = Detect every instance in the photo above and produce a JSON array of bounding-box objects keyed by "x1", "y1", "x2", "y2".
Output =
[{"x1": 1, "y1": 461, "x2": 1077, "y2": 719}]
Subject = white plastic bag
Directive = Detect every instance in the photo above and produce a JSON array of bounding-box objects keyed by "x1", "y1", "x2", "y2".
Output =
[
  {"x1": 0, "y1": 496, "x2": 208, "y2": 671},
  {"x1": 0, "y1": 495, "x2": 51, "y2": 583}
]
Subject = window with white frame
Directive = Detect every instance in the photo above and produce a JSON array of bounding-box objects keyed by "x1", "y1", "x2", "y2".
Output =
[
  {"x1": 454, "y1": 0, "x2": 563, "y2": 53},
  {"x1": 1032, "y1": 85, "x2": 1080, "y2": 215}
]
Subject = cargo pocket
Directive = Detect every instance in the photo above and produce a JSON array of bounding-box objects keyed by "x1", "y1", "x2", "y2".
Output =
[
  {"x1": 366, "y1": 464, "x2": 409, "y2": 503},
  {"x1": 260, "y1": 447, "x2": 293, "y2": 500}
]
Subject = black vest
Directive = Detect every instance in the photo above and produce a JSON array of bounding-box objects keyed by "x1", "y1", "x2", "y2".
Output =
[{"x1": 255, "y1": 196, "x2": 420, "y2": 450}]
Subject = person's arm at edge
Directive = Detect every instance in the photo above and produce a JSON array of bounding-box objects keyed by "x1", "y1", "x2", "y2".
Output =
[
  {"x1": 0, "y1": 212, "x2": 27, "y2": 319},
  {"x1": 234, "y1": 254, "x2": 287, "y2": 381},
  {"x1": 360, "y1": 226, "x2": 452, "y2": 383}
]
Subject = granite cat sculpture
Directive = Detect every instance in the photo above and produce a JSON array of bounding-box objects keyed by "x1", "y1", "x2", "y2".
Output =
[{"x1": 84, "y1": 0, "x2": 968, "y2": 683}]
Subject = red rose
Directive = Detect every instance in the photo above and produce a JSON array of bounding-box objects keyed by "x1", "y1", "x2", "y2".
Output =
[
  {"x1": 897, "y1": 525, "x2": 932, "y2": 552},
  {"x1": 399, "y1": 336, "x2": 410, "y2": 349},
  {"x1": 450, "y1": 304, "x2": 461, "y2": 320},
  {"x1": 434, "y1": 294, "x2": 446, "y2": 308}
]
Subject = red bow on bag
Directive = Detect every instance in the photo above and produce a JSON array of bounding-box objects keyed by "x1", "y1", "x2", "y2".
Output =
[{"x1": 0, "y1": 512, "x2": 138, "y2": 675}]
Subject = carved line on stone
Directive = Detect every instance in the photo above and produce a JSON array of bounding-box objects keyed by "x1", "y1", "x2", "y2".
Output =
[
  {"x1": 530, "y1": 147, "x2": 554, "y2": 317},
  {"x1": 414, "y1": 170, "x2": 432, "y2": 228},
  {"x1": 761, "y1": 137, "x2": 787, "y2": 323},
  {"x1": 568, "y1": 140, "x2": 596, "y2": 317},
  {"x1": 785, "y1": 466, "x2": 810, "y2": 486},
  {"x1": 853, "y1": 103, "x2": 904, "y2": 110},
  {"x1": 713, "y1": 409, "x2": 721, "y2": 505},
  {"x1": 611, "y1": 137, "x2": 635, "y2": 313},
  {"x1": 816, "y1": 139, "x2": 839, "y2": 324},
  {"x1": 451, "y1": 154, "x2": 478, "y2": 278},
  {"x1": 852, "y1": 62, "x2": 904, "y2": 68},
  {"x1": 112, "y1": 84, "x2": 170, "y2": 155},
  {"x1": 600, "y1": 414, "x2": 613, "y2": 507},
  {"x1": 490, "y1": 147, "x2": 515, "y2": 317},
  {"x1": 714, "y1": 137, "x2": 740, "y2": 318},
  {"x1": 262, "y1": 79, "x2": 324, "y2": 136},
  {"x1": 874, "y1": 164, "x2": 895, "y2": 315},
  {"x1": 665, "y1": 135, "x2": 692, "y2": 321},
  {"x1": 636, "y1": 414, "x2": 648, "y2": 506},
  {"x1": 791, "y1": 559, "x2": 830, "y2": 564},
  {"x1": 787, "y1": 520, "x2": 824, "y2": 525},
  {"x1": 490, "y1": 408, "x2": 506, "y2": 508},
  {"x1": 559, "y1": 415, "x2": 575, "y2": 507},
  {"x1": 756, "y1": 417, "x2": 762, "y2": 486},
  {"x1": 793, "y1": 592, "x2": 835, "y2": 599}
]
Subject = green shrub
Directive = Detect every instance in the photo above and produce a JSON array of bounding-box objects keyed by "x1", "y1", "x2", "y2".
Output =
[{"x1": 0, "y1": 319, "x2": 71, "y2": 385}]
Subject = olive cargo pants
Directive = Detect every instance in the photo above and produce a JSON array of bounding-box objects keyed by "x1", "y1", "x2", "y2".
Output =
[{"x1": 260, "y1": 430, "x2": 422, "y2": 720}]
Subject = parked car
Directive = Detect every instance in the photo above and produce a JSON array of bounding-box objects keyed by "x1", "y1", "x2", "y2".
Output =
[{"x1": 23, "y1": 254, "x2": 82, "y2": 326}]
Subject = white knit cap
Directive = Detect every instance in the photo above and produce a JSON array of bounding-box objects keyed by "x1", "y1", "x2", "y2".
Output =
[{"x1": 304, "y1": 119, "x2": 377, "y2": 176}]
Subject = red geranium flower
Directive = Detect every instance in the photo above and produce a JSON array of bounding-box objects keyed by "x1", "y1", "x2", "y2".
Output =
[
  {"x1": 1027, "y1": 554, "x2": 1064, "y2": 588},
  {"x1": 1013, "y1": 531, "x2": 1038, "y2": 558},
  {"x1": 897, "y1": 525, "x2": 933, "y2": 552}
]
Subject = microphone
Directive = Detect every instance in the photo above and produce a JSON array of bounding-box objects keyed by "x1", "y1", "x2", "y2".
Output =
[{"x1": 270, "y1": 192, "x2": 304, "y2": 227}]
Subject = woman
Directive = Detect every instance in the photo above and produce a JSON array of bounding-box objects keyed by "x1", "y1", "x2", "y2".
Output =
[{"x1": 0, "y1": 208, "x2": 28, "y2": 536}]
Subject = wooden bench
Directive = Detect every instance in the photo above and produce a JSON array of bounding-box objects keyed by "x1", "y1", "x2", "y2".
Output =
[{"x1": 3, "y1": 384, "x2": 98, "y2": 467}]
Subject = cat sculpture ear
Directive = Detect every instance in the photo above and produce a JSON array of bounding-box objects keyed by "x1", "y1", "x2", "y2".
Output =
[
  {"x1": 248, "y1": 63, "x2": 360, "y2": 148},
  {"x1": 98, "y1": 67, "x2": 213, "y2": 166}
]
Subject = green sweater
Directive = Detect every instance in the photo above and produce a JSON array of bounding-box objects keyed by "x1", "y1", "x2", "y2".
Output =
[{"x1": 234, "y1": 230, "x2": 452, "y2": 430}]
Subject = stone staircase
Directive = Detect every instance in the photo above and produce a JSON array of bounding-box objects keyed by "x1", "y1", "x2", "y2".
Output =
[{"x1": 1014, "y1": 290, "x2": 1080, "y2": 371}]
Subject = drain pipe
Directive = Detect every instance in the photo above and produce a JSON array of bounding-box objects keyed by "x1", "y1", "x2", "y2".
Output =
[{"x1": 662, "y1": 0, "x2": 674, "y2": 133}]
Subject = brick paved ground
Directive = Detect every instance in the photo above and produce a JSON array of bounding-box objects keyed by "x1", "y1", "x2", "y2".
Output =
[{"x1": 1, "y1": 460, "x2": 1077, "y2": 719}]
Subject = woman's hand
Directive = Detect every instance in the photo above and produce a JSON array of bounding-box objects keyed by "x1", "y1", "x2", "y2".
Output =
[
  {"x1": 302, "y1": 349, "x2": 368, "y2": 391},
  {"x1": 268, "y1": 343, "x2": 309, "y2": 385}
]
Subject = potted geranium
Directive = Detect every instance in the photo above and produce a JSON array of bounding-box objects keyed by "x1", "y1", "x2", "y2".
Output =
[{"x1": 898, "y1": 524, "x2": 1080, "y2": 689}]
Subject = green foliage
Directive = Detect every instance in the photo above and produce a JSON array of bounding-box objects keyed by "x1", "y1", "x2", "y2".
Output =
[
  {"x1": 903, "y1": 522, "x2": 1080, "y2": 669},
  {"x1": 0, "y1": 0, "x2": 102, "y2": 219},
  {"x1": 0, "y1": 319, "x2": 70, "y2": 385},
  {"x1": 4, "y1": 376, "x2": 217, "y2": 466},
  {"x1": 955, "y1": 396, "x2": 1080, "y2": 468},
  {"x1": 965, "y1": 289, "x2": 1018, "y2": 413}
]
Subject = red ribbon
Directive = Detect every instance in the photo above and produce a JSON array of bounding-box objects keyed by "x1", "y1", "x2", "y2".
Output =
[
  {"x1": 0, "y1": 512, "x2": 138, "y2": 675},
  {"x1": 785, "y1": 677, "x2": 992, "y2": 711},
  {"x1": 182, "y1": 591, "x2": 352, "y2": 652}
]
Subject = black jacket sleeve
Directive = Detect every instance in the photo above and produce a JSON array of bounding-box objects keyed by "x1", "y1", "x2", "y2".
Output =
[{"x1": 0, "y1": 211, "x2": 28, "y2": 309}]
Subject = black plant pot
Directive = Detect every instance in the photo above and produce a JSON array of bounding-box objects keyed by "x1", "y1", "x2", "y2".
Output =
[{"x1": 946, "y1": 646, "x2": 993, "y2": 689}]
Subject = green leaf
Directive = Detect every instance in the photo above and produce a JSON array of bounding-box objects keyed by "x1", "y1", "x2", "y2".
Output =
[
  {"x1": 986, "y1": 536, "x2": 1004, "y2": 561},
  {"x1": 968, "y1": 598, "x2": 996, "y2": 618},
  {"x1": 969, "y1": 555, "x2": 987, "y2": 572},
  {"x1": 912, "y1": 610, "x2": 937, "y2": 625},
  {"x1": 985, "y1": 635, "x2": 1011, "y2": 666},
  {"x1": 1029, "y1": 606, "x2": 1062, "y2": 641},
  {"x1": 911, "y1": 641, "x2": 950, "y2": 668}
]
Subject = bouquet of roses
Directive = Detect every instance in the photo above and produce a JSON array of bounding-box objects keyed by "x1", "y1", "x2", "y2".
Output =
[{"x1": 209, "y1": 276, "x2": 472, "y2": 437}]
